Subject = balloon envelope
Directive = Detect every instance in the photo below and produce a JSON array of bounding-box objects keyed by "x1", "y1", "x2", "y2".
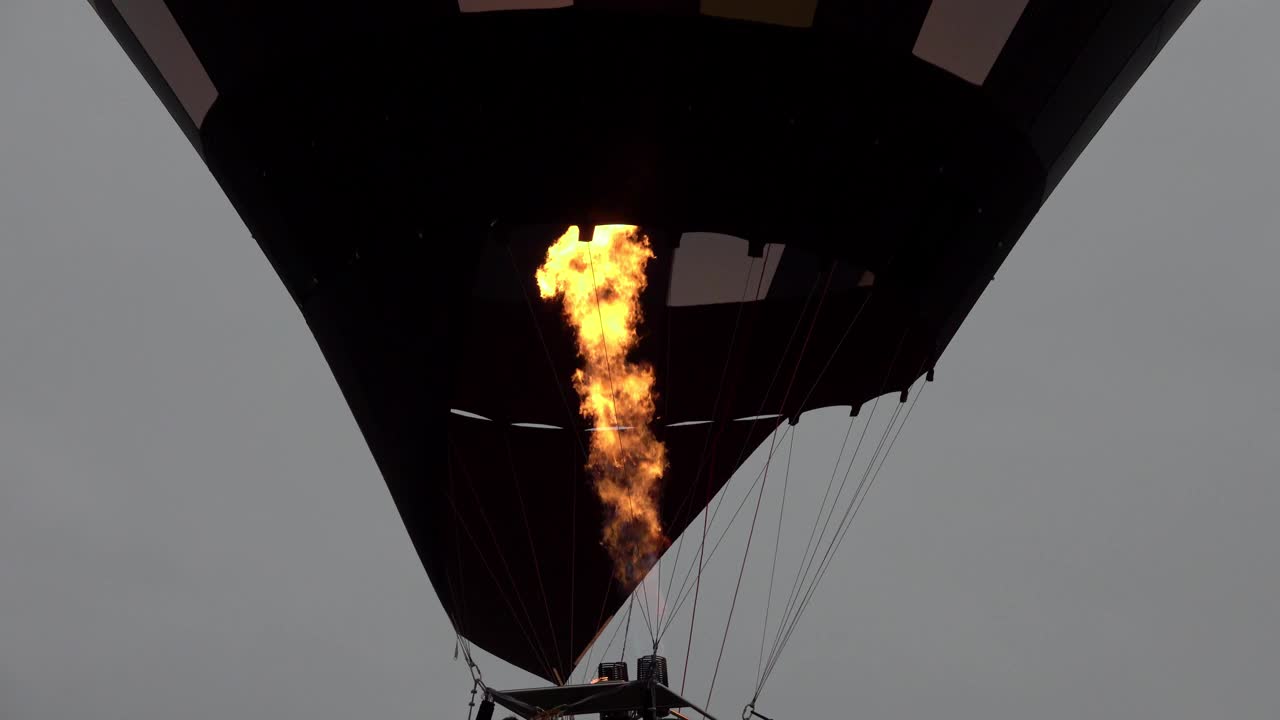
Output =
[{"x1": 91, "y1": 0, "x2": 1199, "y2": 683}]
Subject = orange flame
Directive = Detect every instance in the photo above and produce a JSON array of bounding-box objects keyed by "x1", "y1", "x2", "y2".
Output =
[{"x1": 536, "y1": 225, "x2": 667, "y2": 587}]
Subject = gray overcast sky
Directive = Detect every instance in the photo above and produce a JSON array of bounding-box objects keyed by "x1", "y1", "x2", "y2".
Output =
[{"x1": 2, "y1": 2, "x2": 1277, "y2": 719}]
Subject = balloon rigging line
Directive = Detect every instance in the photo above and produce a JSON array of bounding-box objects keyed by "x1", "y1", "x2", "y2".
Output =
[
  {"x1": 766, "y1": 411, "x2": 861, "y2": 658},
  {"x1": 452, "y1": 441, "x2": 560, "y2": 680},
  {"x1": 585, "y1": 574, "x2": 617, "y2": 679},
  {"x1": 635, "y1": 580, "x2": 658, "y2": 648},
  {"x1": 657, "y1": 428, "x2": 802, "y2": 646},
  {"x1": 823, "y1": 383, "x2": 925, "y2": 610},
  {"x1": 755, "y1": 338, "x2": 909, "y2": 692},
  {"x1": 631, "y1": 552, "x2": 655, "y2": 646},
  {"x1": 581, "y1": 346, "x2": 922, "y2": 699},
  {"x1": 665, "y1": 250, "x2": 798, "y2": 642},
  {"x1": 662, "y1": 248, "x2": 772, "y2": 556},
  {"x1": 659, "y1": 403, "x2": 878, "y2": 645},
  {"x1": 657, "y1": 260, "x2": 674, "y2": 639},
  {"x1": 508, "y1": 242, "x2": 593, "y2": 661},
  {"x1": 446, "y1": 455, "x2": 470, "y2": 641},
  {"x1": 505, "y1": 244, "x2": 590, "y2": 458},
  {"x1": 765, "y1": 397, "x2": 902, "y2": 687},
  {"x1": 759, "y1": 379, "x2": 926, "y2": 694},
  {"x1": 503, "y1": 431, "x2": 565, "y2": 670},
  {"x1": 678, "y1": 266, "x2": 824, "y2": 643},
  {"x1": 675, "y1": 251, "x2": 771, "y2": 692},
  {"x1": 528, "y1": 242, "x2": 885, "y2": 687},
  {"x1": 568, "y1": 439, "x2": 578, "y2": 663},
  {"x1": 704, "y1": 266, "x2": 835, "y2": 710},
  {"x1": 575, "y1": 355, "x2": 908, "y2": 699},
  {"x1": 764, "y1": 400, "x2": 881, "y2": 674},
  {"x1": 725, "y1": 266, "x2": 826, "y2": 482},
  {"x1": 454, "y1": 440, "x2": 561, "y2": 678},
  {"x1": 659, "y1": 287, "x2": 876, "y2": 641},
  {"x1": 655, "y1": 431, "x2": 804, "y2": 640},
  {"x1": 661, "y1": 255, "x2": 810, "y2": 653},
  {"x1": 575, "y1": 595, "x2": 608, "y2": 684},
  {"x1": 652, "y1": 516, "x2": 662, "y2": 647},
  {"x1": 680, "y1": 458, "x2": 709, "y2": 694},
  {"x1": 445, "y1": 444, "x2": 557, "y2": 681},
  {"x1": 793, "y1": 291, "x2": 876, "y2": 412},
  {"x1": 756, "y1": 424, "x2": 795, "y2": 686},
  {"x1": 722, "y1": 270, "x2": 823, "y2": 502},
  {"x1": 660, "y1": 254, "x2": 764, "y2": 619},
  {"x1": 659, "y1": 271, "x2": 842, "y2": 642},
  {"x1": 761, "y1": 329, "x2": 907, "y2": 676},
  {"x1": 779, "y1": 366, "x2": 925, "y2": 661},
  {"x1": 579, "y1": 594, "x2": 627, "y2": 683},
  {"x1": 705, "y1": 450, "x2": 769, "y2": 710},
  {"x1": 759, "y1": 399, "x2": 901, "y2": 693},
  {"x1": 658, "y1": 427, "x2": 785, "y2": 640},
  {"x1": 620, "y1": 595, "x2": 635, "y2": 661},
  {"x1": 652, "y1": 324, "x2": 901, "y2": 699}
]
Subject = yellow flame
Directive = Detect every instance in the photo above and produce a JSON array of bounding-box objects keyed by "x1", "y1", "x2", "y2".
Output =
[{"x1": 536, "y1": 224, "x2": 667, "y2": 587}]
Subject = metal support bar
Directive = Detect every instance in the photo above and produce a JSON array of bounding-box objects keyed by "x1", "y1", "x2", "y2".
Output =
[{"x1": 487, "y1": 679, "x2": 719, "y2": 720}]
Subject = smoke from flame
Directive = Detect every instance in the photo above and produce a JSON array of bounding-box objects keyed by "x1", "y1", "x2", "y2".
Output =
[{"x1": 536, "y1": 225, "x2": 667, "y2": 587}]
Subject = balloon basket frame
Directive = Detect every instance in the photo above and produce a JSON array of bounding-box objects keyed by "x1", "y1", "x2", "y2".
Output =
[{"x1": 487, "y1": 678, "x2": 717, "y2": 720}]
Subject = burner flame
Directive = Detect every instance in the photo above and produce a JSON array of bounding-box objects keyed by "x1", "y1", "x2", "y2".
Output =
[{"x1": 537, "y1": 224, "x2": 667, "y2": 587}]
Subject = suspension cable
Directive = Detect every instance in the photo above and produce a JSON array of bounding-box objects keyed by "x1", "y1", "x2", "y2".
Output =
[
  {"x1": 703, "y1": 266, "x2": 836, "y2": 709},
  {"x1": 705, "y1": 429, "x2": 772, "y2": 708},
  {"x1": 662, "y1": 253, "x2": 767, "y2": 614},
  {"x1": 762, "y1": 409, "x2": 865, "y2": 669},
  {"x1": 757, "y1": 380, "x2": 927, "y2": 695},
  {"x1": 667, "y1": 260, "x2": 816, "y2": 567},
  {"x1": 584, "y1": 601, "x2": 627, "y2": 680},
  {"x1": 756, "y1": 425, "x2": 795, "y2": 686},
  {"x1": 660, "y1": 431, "x2": 787, "y2": 640},
  {"x1": 762, "y1": 399, "x2": 882, "y2": 679},
  {"x1": 620, "y1": 595, "x2": 635, "y2": 662},
  {"x1": 758, "y1": 331, "x2": 906, "y2": 682},
  {"x1": 676, "y1": 252, "x2": 771, "y2": 691},
  {"x1": 506, "y1": 243, "x2": 593, "y2": 666},
  {"x1": 447, "y1": 444, "x2": 558, "y2": 681},
  {"x1": 658, "y1": 290, "x2": 876, "y2": 642},
  {"x1": 581, "y1": 276, "x2": 883, "y2": 693},
  {"x1": 664, "y1": 268, "x2": 821, "y2": 643},
  {"x1": 503, "y1": 431, "x2": 564, "y2": 671},
  {"x1": 758, "y1": 399, "x2": 903, "y2": 692},
  {"x1": 505, "y1": 243, "x2": 589, "y2": 457}
]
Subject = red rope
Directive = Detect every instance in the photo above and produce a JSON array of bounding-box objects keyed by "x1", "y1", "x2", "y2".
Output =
[
  {"x1": 678, "y1": 249, "x2": 775, "y2": 692},
  {"x1": 704, "y1": 267, "x2": 835, "y2": 708}
]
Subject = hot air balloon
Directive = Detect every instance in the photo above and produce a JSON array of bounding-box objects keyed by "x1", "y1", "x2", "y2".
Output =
[{"x1": 90, "y1": 1, "x2": 1200, "y2": 718}]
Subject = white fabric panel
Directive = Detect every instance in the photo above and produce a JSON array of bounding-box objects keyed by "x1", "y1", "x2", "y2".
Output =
[
  {"x1": 912, "y1": 0, "x2": 1030, "y2": 85},
  {"x1": 113, "y1": 0, "x2": 217, "y2": 127},
  {"x1": 667, "y1": 233, "x2": 784, "y2": 307}
]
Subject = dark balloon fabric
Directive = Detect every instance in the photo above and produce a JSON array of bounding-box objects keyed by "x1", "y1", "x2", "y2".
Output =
[{"x1": 91, "y1": 0, "x2": 1198, "y2": 682}]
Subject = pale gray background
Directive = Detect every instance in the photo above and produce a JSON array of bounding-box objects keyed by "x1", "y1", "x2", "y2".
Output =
[{"x1": 2, "y1": 2, "x2": 1277, "y2": 719}]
